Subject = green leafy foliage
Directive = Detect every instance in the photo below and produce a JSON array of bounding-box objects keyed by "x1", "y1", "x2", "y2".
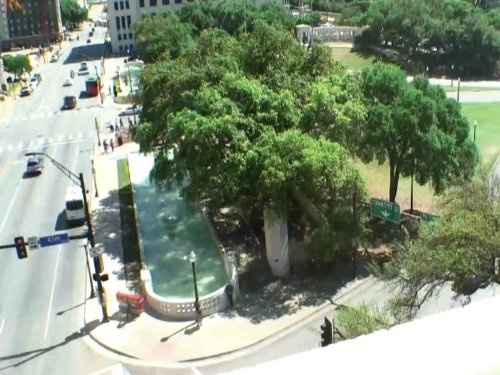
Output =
[
  {"x1": 60, "y1": 0, "x2": 87, "y2": 26},
  {"x1": 2, "y1": 54, "x2": 32, "y2": 78},
  {"x1": 359, "y1": 63, "x2": 479, "y2": 202},
  {"x1": 377, "y1": 172, "x2": 500, "y2": 320},
  {"x1": 335, "y1": 303, "x2": 392, "y2": 340}
]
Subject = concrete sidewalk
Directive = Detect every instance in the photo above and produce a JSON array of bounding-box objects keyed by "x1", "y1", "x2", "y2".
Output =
[{"x1": 83, "y1": 138, "x2": 376, "y2": 368}]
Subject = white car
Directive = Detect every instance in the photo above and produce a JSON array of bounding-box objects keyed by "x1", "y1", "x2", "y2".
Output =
[
  {"x1": 63, "y1": 78, "x2": 73, "y2": 87},
  {"x1": 29, "y1": 77, "x2": 38, "y2": 89}
]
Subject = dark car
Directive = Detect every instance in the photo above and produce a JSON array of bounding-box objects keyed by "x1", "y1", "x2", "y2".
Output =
[
  {"x1": 62, "y1": 95, "x2": 77, "y2": 110},
  {"x1": 26, "y1": 156, "x2": 44, "y2": 176},
  {"x1": 20, "y1": 86, "x2": 33, "y2": 97}
]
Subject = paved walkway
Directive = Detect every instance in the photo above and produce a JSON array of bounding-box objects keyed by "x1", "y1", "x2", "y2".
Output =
[
  {"x1": 80, "y1": 55, "x2": 378, "y2": 367},
  {"x1": 84, "y1": 132, "x2": 376, "y2": 367}
]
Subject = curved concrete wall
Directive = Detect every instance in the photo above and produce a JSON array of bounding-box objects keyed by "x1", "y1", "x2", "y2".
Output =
[{"x1": 127, "y1": 153, "x2": 240, "y2": 321}]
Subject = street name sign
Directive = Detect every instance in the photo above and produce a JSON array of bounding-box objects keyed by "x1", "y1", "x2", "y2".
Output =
[
  {"x1": 39, "y1": 233, "x2": 69, "y2": 247},
  {"x1": 27, "y1": 236, "x2": 38, "y2": 249},
  {"x1": 370, "y1": 198, "x2": 401, "y2": 224}
]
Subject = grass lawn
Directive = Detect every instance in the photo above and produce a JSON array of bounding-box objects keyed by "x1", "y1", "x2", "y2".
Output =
[
  {"x1": 357, "y1": 103, "x2": 500, "y2": 213},
  {"x1": 461, "y1": 103, "x2": 500, "y2": 171},
  {"x1": 329, "y1": 47, "x2": 375, "y2": 71},
  {"x1": 117, "y1": 159, "x2": 142, "y2": 282}
]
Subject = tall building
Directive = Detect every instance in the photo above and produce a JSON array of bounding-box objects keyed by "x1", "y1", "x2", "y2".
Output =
[
  {"x1": 0, "y1": 0, "x2": 63, "y2": 50},
  {"x1": 106, "y1": 0, "x2": 279, "y2": 55}
]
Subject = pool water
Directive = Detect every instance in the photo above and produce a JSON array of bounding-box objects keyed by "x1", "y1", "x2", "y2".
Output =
[{"x1": 128, "y1": 154, "x2": 228, "y2": 299}]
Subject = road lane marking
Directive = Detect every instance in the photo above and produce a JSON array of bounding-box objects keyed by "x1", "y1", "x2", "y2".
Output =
[
  {"x1": 0, "y1": 318, "x2": 5, "y2": 339},
  {"x1": 0, "y1": 180, "x2": 22, "y2": 234},
  {"x1": 44, "y1": 244, "x2": 62, "y2": 339}
]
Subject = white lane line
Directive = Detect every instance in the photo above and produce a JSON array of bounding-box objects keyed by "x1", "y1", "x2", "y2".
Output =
[
  {"x1": 0, "y1": 318, "x2": 5, "y2": 338},
  {"x1": 0, "y1": 181, "x2": 22, "y2": 234},
  {"x1": 44, "y1": 245, "x2": 62, "y2": 339}
]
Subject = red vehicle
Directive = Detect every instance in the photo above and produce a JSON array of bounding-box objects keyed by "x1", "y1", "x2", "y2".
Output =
[{"x1": 85, "y1": 77, "x2": 99, "y2": 97}]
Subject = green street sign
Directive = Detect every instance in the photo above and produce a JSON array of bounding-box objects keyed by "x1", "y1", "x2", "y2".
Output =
[
  {"x1": 420, "y1": 212, "x2": 438, "y2": 222},
  {"x1": 370, "y1": 198, "x2": 401, "y2": 224}
]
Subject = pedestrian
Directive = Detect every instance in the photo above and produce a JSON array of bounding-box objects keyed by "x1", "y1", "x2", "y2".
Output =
[
  {"x1": 119, "y1": 117, "x2": 123, "y2": 128},
  {"x1": 110, "y1": 138, "x2": 115, "y2": 152},
  {"x1": 225, "y1": 283, "x2": 234, "y2": 308},
  {"x1": 115, "y1": 124, "x2": 119, "y2": 132},
  {"x1": 108, "y1": 86, "x2": 112, "y2": 95},
  {"x1": 103, "y1": 139, "x2": 108, "y2": 153},
  {"x1": 113, "y1": 86, "x2": 117, "y2": 98}
]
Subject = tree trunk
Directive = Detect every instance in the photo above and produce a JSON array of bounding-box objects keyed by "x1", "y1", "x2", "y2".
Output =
[
  {"x1": 389, "y1": 160, "x2": 400, "y2": 203},
  {"x1": 263, "y1": 204, "x2": 290, "y2": 278}
]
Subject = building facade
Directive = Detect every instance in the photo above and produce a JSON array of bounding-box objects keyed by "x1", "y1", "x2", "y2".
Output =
[
  {"x1": 0, "y1": 0, "x2": 63, "y2": 50},
  {"x1": 106, "y1": 0, "x2": 278, "y2": 54}
]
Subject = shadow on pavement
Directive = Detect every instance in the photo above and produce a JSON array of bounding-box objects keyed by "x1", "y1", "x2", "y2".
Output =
[
  {"x1": 0, "y1": 324, "x2": 97, "y2": 371},
  {"x1": 63, "y1": 45, "x2": 104, "y2": 65}
]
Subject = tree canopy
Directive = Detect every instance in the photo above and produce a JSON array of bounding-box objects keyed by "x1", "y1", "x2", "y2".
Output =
[
  {"x1": 377, "y1": 172, "x2": 500, "y2": 321},
  {"x1": 60, "y1": 0, "x2": 87, "y2": 27},
  {"x1": 359, "y1": 62, "x2": 479, "y2": 202}
]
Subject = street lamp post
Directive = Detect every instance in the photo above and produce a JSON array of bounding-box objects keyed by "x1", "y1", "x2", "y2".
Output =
[
  {"x1": 94, "y1": 117, "x2": 101, "y2": 146},
  {"x1": 95, "y1": 65, "x2": 103, "y2": 105},
  {"x1": 189, "y1": 251, "x2": 202, "y2": 319},
  {"x1": 24, "y1": 151, "x2": 108, "y2": 321},
  {"x1": 125, "y1": 62, "x2": 137, "y2": 125},
  {"x1": 474, "y1": 120, "x2": 477, "y2": 143},
  {"x1": 457, "y1": 76, "x2": 461, "y2": 102},
  {"x1": 451, "y1": 64, "x2": 454, "y2": 87}
]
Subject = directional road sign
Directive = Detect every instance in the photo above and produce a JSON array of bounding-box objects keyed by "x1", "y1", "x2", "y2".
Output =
[
  {"x1": 39, "y1": 233, "x2": 69, "y2": 247},
  {"x1": 370, "y1": 198, "x2": 401, "y2": 224}
]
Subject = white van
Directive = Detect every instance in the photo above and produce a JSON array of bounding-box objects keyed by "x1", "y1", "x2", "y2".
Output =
[{"x1": 65, "y1": 186, "x2": 85, "y2": 225}]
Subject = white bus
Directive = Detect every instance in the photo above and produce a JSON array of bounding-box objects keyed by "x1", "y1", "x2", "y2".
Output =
[{"x1": 65, "y1": 186, "x2": 85, "y2": 225}]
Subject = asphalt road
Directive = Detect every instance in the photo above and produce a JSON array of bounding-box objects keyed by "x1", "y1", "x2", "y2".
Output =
[{"x1": 0, "y1": 25, "x2": 116, "y2": 375}]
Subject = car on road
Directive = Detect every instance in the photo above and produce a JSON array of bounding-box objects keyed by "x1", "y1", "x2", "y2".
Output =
[
  {"x1": 20, "y1": 86, "x2": 33, "y2": 97},
  {"x1": 33, "y1": 73, "x2": 42, "y2": 82},
  {"x1": 68, "y1": 34, "x2": 76, "y2": 41},
  {"x1": 87, "y1": 38, "x2": 91, "y2": 44},
  {"x1": 62, "y1": 95, "x2": 77, "y2": 110},
  {"x1": 118, "y1": 105, "x2": 142, "y2": 116},
  {"x1": 50, "y1": 54, "x2": 59, "y2": 63},
  {"x1": 63, "y1": 78, "x2": 73, "y2": 87},
  {"x1": 29, "y1": 77, "x2": 39, "y2": 89},
  {"x1": 25, "y1": 156, "x2": 44, "y2": 176}
]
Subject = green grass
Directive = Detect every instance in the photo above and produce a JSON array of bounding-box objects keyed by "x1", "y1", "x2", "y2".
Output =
[
  {"x1": 329, "y1": 47, "x2": 376, "y2": 70},
  {"x1": 357, "y1": 160, "x2": 438, "y2": 213},
  {"x1": 461, "y1": 103, "x2": 500, "y2": 171},
  {"x1": 117, "y1": 159, "x2": 142, "y2": 272},
  {"x1": 357, "y1": 103, "x2": 500, "y2": 213}
]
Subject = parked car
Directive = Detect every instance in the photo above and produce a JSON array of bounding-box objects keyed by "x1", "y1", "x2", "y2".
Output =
[
  {"x1": 33, "y1": 73, "x2": 42, "y2": 82},
  {"x1": 62, "y1": 78, "x2": 73, "y2": 87},
  {"x1": 62, "y1": 95, "x2": 77, "y2": 110},
  {"x1": 20, "y1": 86, "x2": 33, "y2": 97},
  {"x1": 26, "y1": 156, "x2": 44, "y2": 176},
  {"x1": 118, "y1": 105, "x2": 142, "y2": 117},
  {"x1": 86, "y1": 38, "x2": 91, "y2": 44},
  {"x1": 50, "y1": 54, "x2": 58, "y2": 63},
  {"x1": 29, "y1": 77, "x2": 39, "y2": 89}
]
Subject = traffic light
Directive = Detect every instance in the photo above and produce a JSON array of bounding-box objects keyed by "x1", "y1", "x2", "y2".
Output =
[
  {"x1": 320, "y1": 317, "x2": 333, "y2": 347},
  {"x1": 14, "y1": 236, "x2": 28, "y2": 259}
]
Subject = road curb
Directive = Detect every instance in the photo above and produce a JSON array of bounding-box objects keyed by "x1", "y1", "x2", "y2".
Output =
[{"x1": 82, "y1": 276, "x2": 378, "y2": 369}]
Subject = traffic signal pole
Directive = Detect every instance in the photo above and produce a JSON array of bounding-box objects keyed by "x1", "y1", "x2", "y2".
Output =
[{"x1": 80, "y1": 173, "x2": 109, "y2": 322}]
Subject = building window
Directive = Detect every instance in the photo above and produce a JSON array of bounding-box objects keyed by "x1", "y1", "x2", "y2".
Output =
[
  {"x1": 174, "y1": 0, "x2": 181, "y2": 4},
  {"x1": 127, "y1": 15, "x2": 131, "y2": 28},
  {"x1": 120, "y1": 1, "x2": 124, "y2": 9},
  {"x1": 118, "y1": 34, "x2": 122, "y2": 40},
  {"x1": 162, "y1": 0, "x2": 169, "y2": 4},
  {"x1": 139, "y1": 0, "x2": 145, "y2": 7},
  {"x1": 150, "y1": 0, "x2": 157, "y2": 5},
  {"x1": 119, "y1": 45, "x2": 123, "y2": 51},
  {"x1": 114, "y1": 1, "x2": 118, "y2": 10},
  {"x1": 129, "y1": 32, "x2": 133, "y2": 39},
  {"x1": 115, "y1": 16, "x2": 120, "y2": 30},
  {"x1": 121, "y1": 16, "x2": 126, "y2": 29},
  {"x1": 123, "y1": 33, "x2": 127, "y2": 40},
  {"x1": 125, "y1": 0, "x2": 129, "y2": 9}
]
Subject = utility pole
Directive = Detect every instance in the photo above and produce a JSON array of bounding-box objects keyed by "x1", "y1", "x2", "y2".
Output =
[{"x1": 80, "y1": 173, "x2": 109, "y2": 322}]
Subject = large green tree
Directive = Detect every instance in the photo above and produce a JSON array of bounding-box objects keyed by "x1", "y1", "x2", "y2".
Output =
[
  {"x1": 60, "y1": 0, "x2": 87, "y2": 27},
  {"x1": 359, "y1": 62, "x2": 478, "y2": 202},
  {"x1": 133, "y1": 11, "x2": 194, "y2": 63},
  {"x1": 377, "y1": 173, "x2": 500, "y2": 321}
]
